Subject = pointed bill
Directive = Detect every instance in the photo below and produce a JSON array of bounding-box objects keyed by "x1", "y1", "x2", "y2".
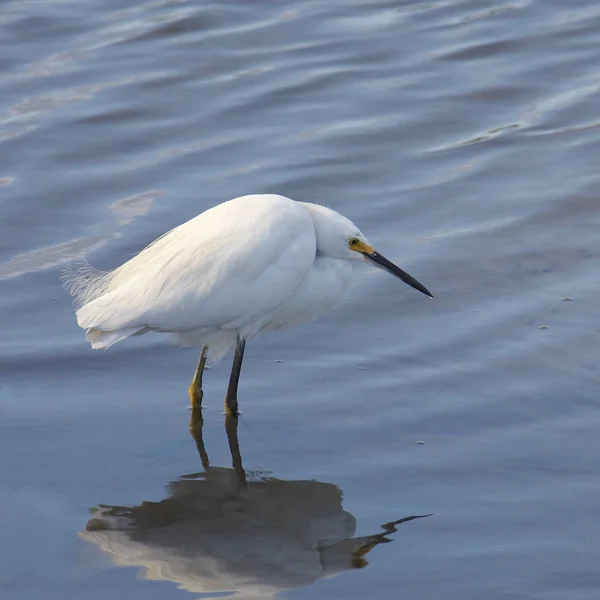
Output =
[{"x1": 363, "y1": 250, "x2": 433, "y2": 298}]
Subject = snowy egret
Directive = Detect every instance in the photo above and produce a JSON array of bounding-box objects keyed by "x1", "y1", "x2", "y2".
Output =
[{"x1": 64, "y1": 194, "x2": 432, "y2": 414}]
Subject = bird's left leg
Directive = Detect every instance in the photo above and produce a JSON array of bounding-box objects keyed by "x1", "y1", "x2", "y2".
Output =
[
  {"x1": 225, "y1": 335, "x2": 246, "y2": 416},
  {"x1": 189, "y1": 345, "x2": 208, "y2": 408}
]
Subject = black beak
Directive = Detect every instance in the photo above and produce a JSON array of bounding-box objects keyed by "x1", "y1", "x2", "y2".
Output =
[{"x1": 363, "y1": 251, "x2": 433, "y2": 298}]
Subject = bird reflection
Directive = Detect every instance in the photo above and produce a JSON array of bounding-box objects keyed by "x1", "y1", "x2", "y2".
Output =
[{"x1": 80, "y1": 408, "x2": 429, "y2": 599}]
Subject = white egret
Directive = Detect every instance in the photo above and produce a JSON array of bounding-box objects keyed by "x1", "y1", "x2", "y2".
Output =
[{"x1": 64, "y1": 194, "x2": 432, "y2": 414}]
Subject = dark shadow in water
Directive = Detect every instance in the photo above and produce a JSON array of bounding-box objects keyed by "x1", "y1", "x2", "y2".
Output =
[{"x1": 80, "y1": 406, "x2": 430, "y2": 598}]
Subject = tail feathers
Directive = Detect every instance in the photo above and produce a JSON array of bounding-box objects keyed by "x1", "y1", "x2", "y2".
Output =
[
  {"x1": 86, "y1": 327, "x2": 148, "y2": 350},
  {"x1": 62, "y1": 255, "x2": 111, "y2": 309}
]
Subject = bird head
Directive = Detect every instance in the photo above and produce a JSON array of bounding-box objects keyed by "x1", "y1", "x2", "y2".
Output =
[{"x1": 301, "y1": 202, "x2": 433, "y2": 298}]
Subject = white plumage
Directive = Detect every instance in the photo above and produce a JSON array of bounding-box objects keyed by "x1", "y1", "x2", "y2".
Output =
[
  {"x1": 64, "y1": 193, "x2": 432, "y2": 410},
  {"x1": 67, "y1": 196, "x2": 340, "y2": 356}
]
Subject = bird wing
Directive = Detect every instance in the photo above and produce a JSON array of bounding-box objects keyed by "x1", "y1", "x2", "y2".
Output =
[{"x1": 76, "y1": 195, "x2": 317, "y2": 335}]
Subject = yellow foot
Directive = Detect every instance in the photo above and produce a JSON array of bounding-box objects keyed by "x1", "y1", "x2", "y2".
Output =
[{"x1": 189, "y1": 386, "x2": 203, "y2": 408}]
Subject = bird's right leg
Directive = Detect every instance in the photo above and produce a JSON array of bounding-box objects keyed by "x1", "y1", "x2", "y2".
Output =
[
  {"x1": 225, "y1": 336, "x2": 246, "y2": 416},
  {"x1": 189, "y1": 345, "x2": 208, "y2": 408}
]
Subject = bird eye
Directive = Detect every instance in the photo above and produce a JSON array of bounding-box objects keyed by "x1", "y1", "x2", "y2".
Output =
[{"x1": 350, "y1": 238, "x2": 360, "y2": 247}]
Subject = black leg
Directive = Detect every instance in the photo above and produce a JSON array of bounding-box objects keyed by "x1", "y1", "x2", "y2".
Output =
[
  {"x1": 225, "y1": 336, "x2": 245, "y2": 415},
  {"x1": 189, "y1": 345, "x2": 208, "y2": 407}
]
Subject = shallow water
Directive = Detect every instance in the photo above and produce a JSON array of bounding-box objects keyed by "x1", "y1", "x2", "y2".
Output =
[{"x1": 2, "y1": 0, "x2": 600, "y2": 598}]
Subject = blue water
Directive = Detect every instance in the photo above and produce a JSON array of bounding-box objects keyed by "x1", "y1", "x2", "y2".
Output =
[{"x1": 2, "y1": 1, "x2": 600, "y2": 598}]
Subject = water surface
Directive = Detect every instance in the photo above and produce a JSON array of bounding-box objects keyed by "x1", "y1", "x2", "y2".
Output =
[{"x1": 2, "y1": 0, "x2": 600, "y2": 598}]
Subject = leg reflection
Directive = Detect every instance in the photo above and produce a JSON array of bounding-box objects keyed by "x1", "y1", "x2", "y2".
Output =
[
  {"x1": 189, "y1": 402, "x2": 210, "y2": 470},
  {"x1": 225, "y1": 413, "x2": 247, "y2": 489},
  {"x1": 189, "y1": 402, "x2": 247, "y2": 488}
]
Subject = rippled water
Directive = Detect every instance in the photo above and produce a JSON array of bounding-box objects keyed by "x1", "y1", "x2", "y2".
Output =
[{"x1": 2, "y1": 0, "x2": 600, "y2": 598}]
